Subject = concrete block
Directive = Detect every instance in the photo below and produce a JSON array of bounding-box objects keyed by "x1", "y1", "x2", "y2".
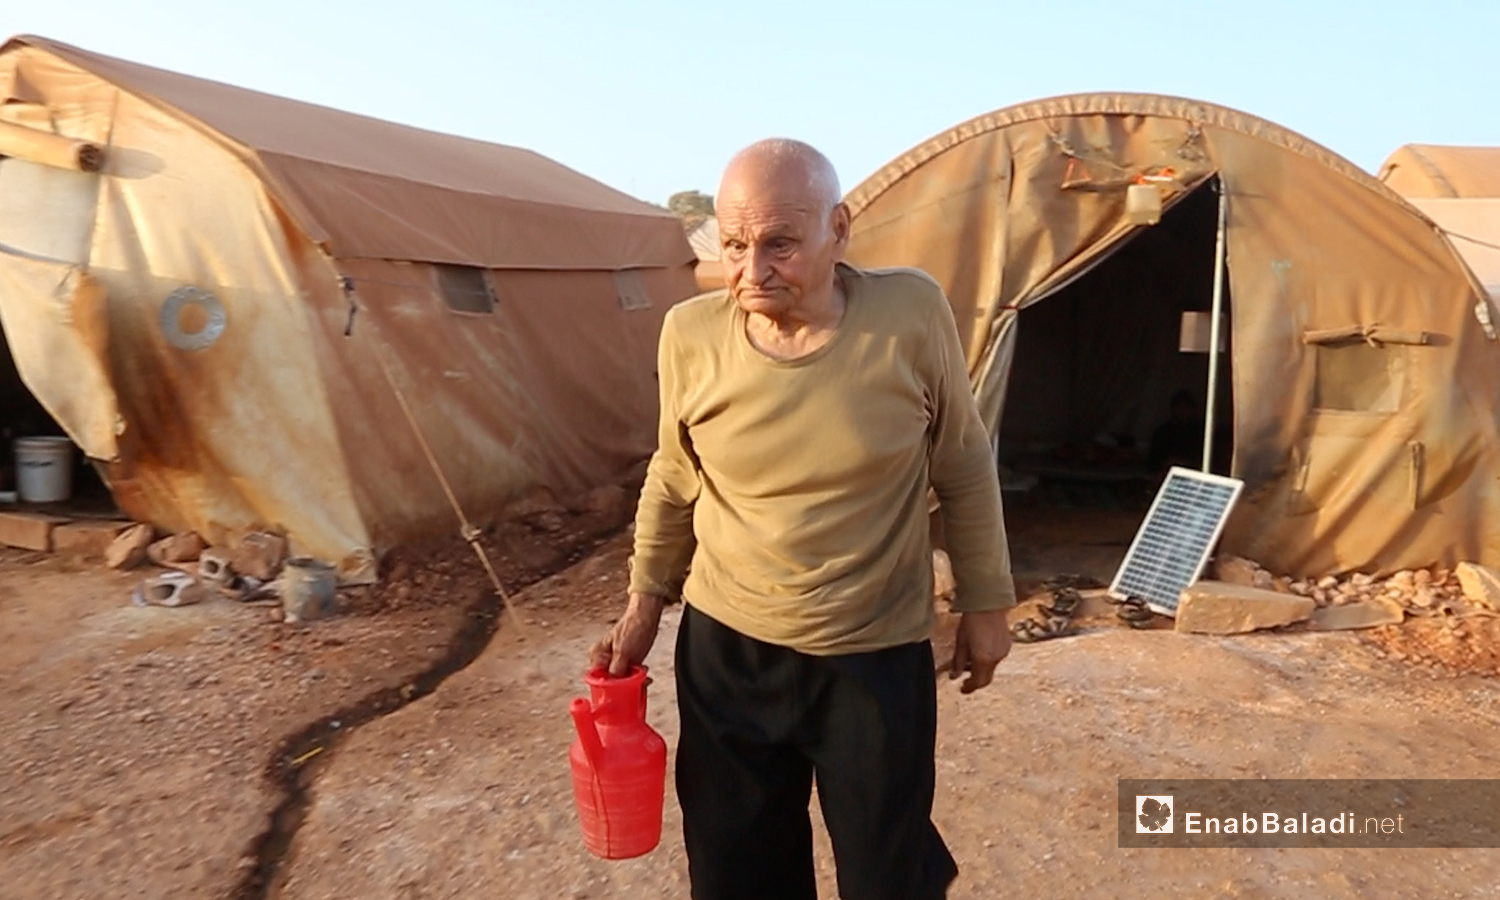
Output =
[
  {"x1": 1309, "y1": 598, "x2": 1405, "y2": 631},
  {"x1": 230, "y1": 531, "x2": 288, "y2": 582},
  {"x1": 1456, "y1": 563, "x2": 1500, "y2": 612},
  {"x1": 0, "y1": 511, "x2": 71, "y2": 552},
  {"x1": 52, "y1": 520, "x2": 130, "y2": 559},
  {"x1": 1175, "y1": 581, "x2": 1316, "y2": 635}
]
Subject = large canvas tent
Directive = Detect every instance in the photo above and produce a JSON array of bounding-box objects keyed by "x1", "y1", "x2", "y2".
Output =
[
  {"x1": 0, "y1": 36, "x2": 697, "y2": 580},
  {"x1": 1378, "y1": 144, "x2": 1500, "y2": 307},
  {"x1": 845, "y1": 93, "x2": 1500, "y2": 577}
]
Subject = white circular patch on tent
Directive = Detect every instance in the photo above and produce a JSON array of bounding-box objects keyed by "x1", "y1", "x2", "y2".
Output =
[{"x1": 160, "y1": 286, "x2": 227, "y2": 350}]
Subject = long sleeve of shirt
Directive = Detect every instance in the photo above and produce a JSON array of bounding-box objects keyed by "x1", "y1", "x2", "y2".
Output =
[
  {"x1": 923, "y1": 293, "x2": 1017, "y2": 614},
  {"x1": 629, "y1": 264, "x2": 1016, "y2": 654},
  {"x1": 628, "y1": 308, "x2": 699, "y2": 600}
]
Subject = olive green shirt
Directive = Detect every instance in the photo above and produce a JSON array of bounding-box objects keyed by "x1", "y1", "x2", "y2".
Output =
[{"x1": 629, "y1": 264, "x2": 1016, "y2": 654}]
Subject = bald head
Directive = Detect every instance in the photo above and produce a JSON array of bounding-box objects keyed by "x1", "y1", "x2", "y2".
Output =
[
  {"x1": 715, "y1": 139, "x2": 851, "y2": 324},
  {"x1": 718, "y1": 139, "x2": 842, "y2": 214}
]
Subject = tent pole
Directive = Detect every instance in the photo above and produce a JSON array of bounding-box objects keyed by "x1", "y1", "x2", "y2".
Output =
[{"x1": 1202, "y1": 179, "x2": 1229, "y2": 473}]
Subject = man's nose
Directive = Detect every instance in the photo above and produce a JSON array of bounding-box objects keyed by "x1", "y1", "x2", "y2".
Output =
[{"x1": 743, "y1": 243, "x2": 774, "y2": 284}]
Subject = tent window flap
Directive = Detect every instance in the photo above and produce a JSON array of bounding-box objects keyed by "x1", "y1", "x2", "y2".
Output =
[
  {"x1": 1312, "y1": 341, "x2": 1405, "y2": 413},
  {"x1": 613, "y1": 269, "x2": 652, "y2": 311},
  {"x1": 435, "y1": 264, "x2": 494, "y2": 314}
]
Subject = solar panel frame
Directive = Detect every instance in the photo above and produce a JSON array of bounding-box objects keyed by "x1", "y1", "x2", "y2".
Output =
[{"x1": 1108, "y1": 466, "x2": 1246, "y2": 616}]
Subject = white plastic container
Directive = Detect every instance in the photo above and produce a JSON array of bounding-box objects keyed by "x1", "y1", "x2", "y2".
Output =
[{"x1": 15, "y1": 436, "x2": 74, "y2": 503}]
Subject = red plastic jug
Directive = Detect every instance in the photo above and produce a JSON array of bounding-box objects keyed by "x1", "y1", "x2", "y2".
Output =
[{"x1": 569, "y1": 665, "x2": 667, "y2": 859}]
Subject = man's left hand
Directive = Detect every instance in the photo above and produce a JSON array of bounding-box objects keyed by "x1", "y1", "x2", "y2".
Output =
[{"x1": 944, "y1": 609, "x2": 1012, "y2": 693}]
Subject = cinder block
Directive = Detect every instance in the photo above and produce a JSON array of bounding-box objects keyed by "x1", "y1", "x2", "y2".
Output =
[
  {"x1": 0, "y1": 512, "x2": 73, "y2": 552},
  {"x1": 53, "y1": 520, "x2": 130, "y2": 559}
]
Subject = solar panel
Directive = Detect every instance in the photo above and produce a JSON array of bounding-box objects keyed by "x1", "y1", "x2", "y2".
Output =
[{"x1": 1109, "y1": 466, "x2": 1245, "y2": 615}]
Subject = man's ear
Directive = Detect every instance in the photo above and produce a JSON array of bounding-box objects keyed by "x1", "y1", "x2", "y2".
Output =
[{"x1": 831, "y1": 202, "x2": 852, "y2": 255}]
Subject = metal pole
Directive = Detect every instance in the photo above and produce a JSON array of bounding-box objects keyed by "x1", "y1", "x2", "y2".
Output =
[{"x1": 1202, "y1": 179, "x2": 1229, "y2": 473}]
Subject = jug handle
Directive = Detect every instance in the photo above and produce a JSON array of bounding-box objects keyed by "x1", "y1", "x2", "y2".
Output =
[{"x1": 570, "y1": 698, "x2": 604, "y2": 766}]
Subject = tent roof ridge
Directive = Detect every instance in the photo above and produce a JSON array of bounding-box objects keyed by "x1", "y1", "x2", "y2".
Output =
[{"x1": 845, "y1": 92, "x2": 1401, "y2": 216}]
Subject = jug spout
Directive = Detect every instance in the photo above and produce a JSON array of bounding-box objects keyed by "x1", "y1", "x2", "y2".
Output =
[{"x1": 570, "y1": 698, "x2": 604, "y2": 766}]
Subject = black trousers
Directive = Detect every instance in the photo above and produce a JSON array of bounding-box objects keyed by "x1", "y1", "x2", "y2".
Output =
[{"x1": 675, "y1": 604, "x2": 958, "y2": 900}]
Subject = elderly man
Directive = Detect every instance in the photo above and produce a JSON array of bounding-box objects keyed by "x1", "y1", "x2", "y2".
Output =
[{"x1": 590, "y1": 139, "x2": 1016, "y2": 900}]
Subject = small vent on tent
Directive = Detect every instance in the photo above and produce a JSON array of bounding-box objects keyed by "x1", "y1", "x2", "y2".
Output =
[
  {"x1": 614, "y1": 270, "x2": 653, "y2": 311},
  {"x1": 435, "y1": 265, "x2": 495, "y2": 314}
]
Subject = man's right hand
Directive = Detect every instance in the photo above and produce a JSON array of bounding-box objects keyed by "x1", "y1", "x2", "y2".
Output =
[{"x1": 589, "y1": 592, "x2": 667, "y2": 676}]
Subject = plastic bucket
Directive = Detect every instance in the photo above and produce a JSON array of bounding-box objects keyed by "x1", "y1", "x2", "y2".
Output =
[{"x1": 15, "y1": 437, "x2": 74, "y2": 503}]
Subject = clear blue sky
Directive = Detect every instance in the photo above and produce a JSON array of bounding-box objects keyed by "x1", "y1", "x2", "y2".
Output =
[{"x1": 6, "y1": 1, "x2": 1499, "y2": 205}]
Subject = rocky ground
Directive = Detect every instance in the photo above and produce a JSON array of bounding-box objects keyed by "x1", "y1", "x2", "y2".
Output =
[
  {"x1": 3, "y1": 501, "x2": 1500, "y2": 899},
  {"x1": 277, "y1": 536, "x2": 1500, "y2": 900},
  {"x1": 0, "y1": 491, "x2": 629, "y2": 900}
]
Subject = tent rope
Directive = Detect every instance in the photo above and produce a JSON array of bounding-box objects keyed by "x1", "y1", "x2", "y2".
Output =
[{"x1": 341, "y1": 278, "x2": 528, "y2": 636}]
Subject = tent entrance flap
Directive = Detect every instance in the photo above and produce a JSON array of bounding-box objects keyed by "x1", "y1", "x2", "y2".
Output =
[
  {"x1": 998, "y1": 178, "x2": 1233, "y2": 508},
  {"x1": 0, "y1": 280, "x2": 116, "y2": 508}
]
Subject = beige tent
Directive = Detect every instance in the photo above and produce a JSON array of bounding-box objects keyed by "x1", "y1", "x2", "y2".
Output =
[
  {"x1": 1378, "y1": 144, "x2": 1500, "y2": 307},
  {"x1": 1377, "y1": 145, "x2": 1500, "y2": 199},
  {"x1": 0, "y1": 35, "x2": 697, "y2": 580},
  {"x1": 846, "y1": 93, "x2": 1500, "y2": 577},
  {"x1": 684, "y1": 216, "x2": 724, "y2": 292}
]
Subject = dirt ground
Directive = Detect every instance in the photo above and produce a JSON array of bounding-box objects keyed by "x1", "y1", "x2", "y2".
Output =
[
  {"x1": 280, "y1": 530, "x2": 1500, "y2": 900},
  {"x1": 5, "y1": 503, "x2": 1500, "y2": 899},
  {"x1": 0, "y1": 501, "x2": 625, "y2": 900}
]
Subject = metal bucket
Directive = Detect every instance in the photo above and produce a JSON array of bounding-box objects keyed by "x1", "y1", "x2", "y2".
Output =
[{"x1": 280, "y1": 557, "x2": 337, "y2": 622}]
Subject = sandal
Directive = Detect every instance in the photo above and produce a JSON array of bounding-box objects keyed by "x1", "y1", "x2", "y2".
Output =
[
  {"x1": 1116, "y1": 597, "x2": 1158, "y2": 628},
  {"x1": 1011, "y1": 615, "x2": 1076, "y2": 643},
  {"x1": 1040, "y1": 587, "x2": 1083, "y2": 618}
]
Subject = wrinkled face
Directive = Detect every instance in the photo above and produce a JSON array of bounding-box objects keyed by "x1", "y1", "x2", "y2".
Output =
[{"x1": 717, "y1": 186, "x2": 849, "y2": 319}]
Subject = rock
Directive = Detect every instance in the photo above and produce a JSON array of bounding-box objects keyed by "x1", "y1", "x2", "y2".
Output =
[
  {"x1": 267, "y1": 606, "x2": 285, "y2": 623},
  {"x1": 1317, "y1": 576, "x2": 1338, "y2": 590},
  {"x1": 0, "y1": 511, "x2": 71, "y2": 552},
  {"x1": 147, "y1": 532, "x2": 206, "y2": 566},
  {"x1": 1175, "y1": 582, "x2": 1317, "y2": 635},
  {"x1": 1455, "y1": 562, "x2": 1500, "y2": 613},
  {"x1": 1252, "y1": 569, "x2": 1276, "y2": 590},
  {"x1": 1309, "y1": 598, "x2": 1405, "y2": 631},
  {"x1": 1351, "y1": 572, "x2": 1375, "y2": 587},
  {"x1": 231, "y1": 531, "x2": 288, "y2": 582},
  {"x1": 932, "y1": 549, "x2": 956, "y2": 602},
  {"x1": 53, "y1": 520, "x2": 130, "y2": 559},
  {"x1": 106, "y1": 523, "x2": 156, "y2": 570},
  {"x1": 1289, "y1": 581, "x2": 1311, "y2": 597},
  {"x1": 534, "y1": 510, "x2": 567, "y2": 533},
  {"x1": 1390, "y1": 571, "x2": 1416, "y2": 590},
  {"x1": 1272, "y1": 576, "x2": 1293, "y2": 594},
  {"x1": 1213, "y1": 556, "x2": 1262, "y2": 587},
  {"x1": 1411, "y1": 587, "x2": 1438, "y2": 609},
  {"x1": 1414, "y1": 569, "x2": 1433, "y2": 587}
]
